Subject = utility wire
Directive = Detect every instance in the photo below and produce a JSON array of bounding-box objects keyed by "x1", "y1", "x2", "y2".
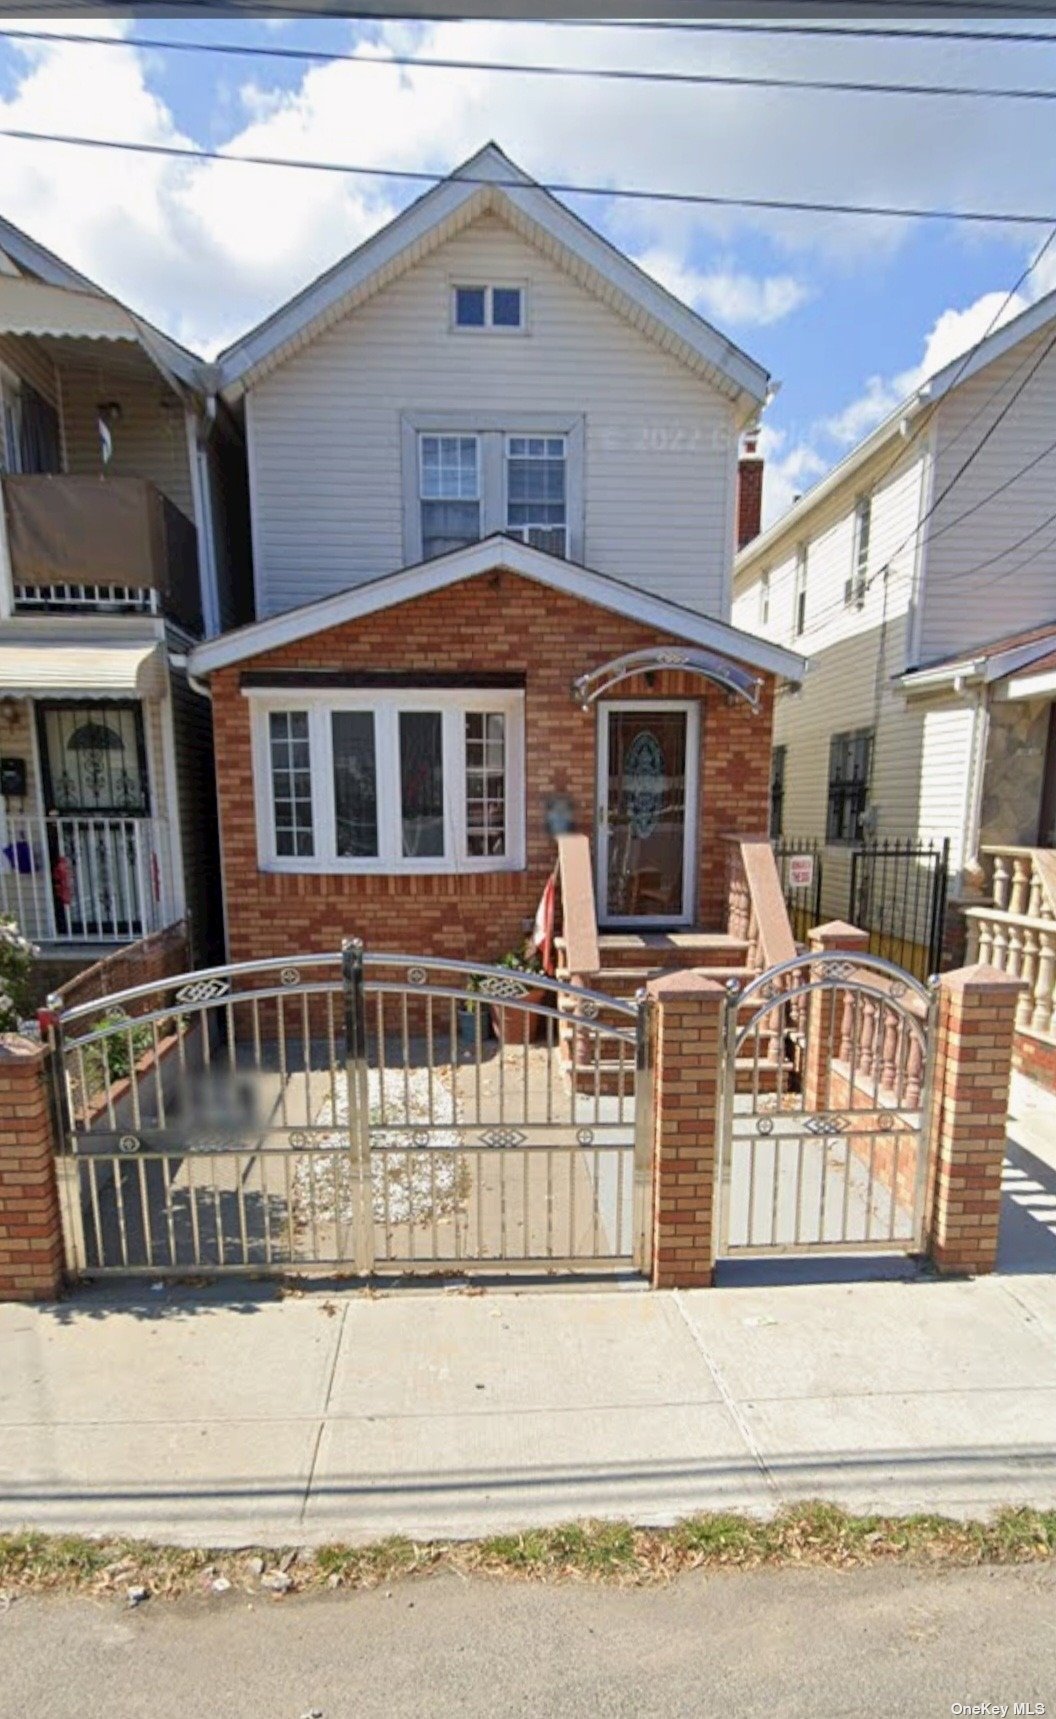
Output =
[
  {"x1": 764, "y1": 228, "x2": 1056, "y2": 641},
  {"x1": 9, "y1": 25, "x2": 1056, "y2": 103},
  {"x1": 0, "y1": 124, "x2": 1052, "y2": 228}
]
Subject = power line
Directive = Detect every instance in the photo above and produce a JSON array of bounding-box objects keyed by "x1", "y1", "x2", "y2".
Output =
[
  {"x1": 0, "y1": 124, "x2": 1053, "y2": 228},
  {"x1": 9, "y1": 24, "x2": 1056, "y2": 103},
  {"x1": 764, "y1": 227, "x2": 1056, "y2": 641}
]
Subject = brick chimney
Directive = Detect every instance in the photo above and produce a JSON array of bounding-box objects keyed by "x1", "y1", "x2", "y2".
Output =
[{"x1": 736, "y1": 432, "x2": 764, "y2": 551}]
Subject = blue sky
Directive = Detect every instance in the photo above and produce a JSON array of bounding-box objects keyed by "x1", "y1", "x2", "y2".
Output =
[{"x1": 0, "y1": 15, "x2": 1053, "y2": 523}]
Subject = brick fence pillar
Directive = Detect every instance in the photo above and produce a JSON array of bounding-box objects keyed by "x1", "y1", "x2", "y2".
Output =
[
  {"x1": 647, "y1": 970, "x2": 725, "y2": 1289},
  {"x1": 927, "y1": 964, "x2": 1023, "y2": 1276},
  {"x1": 803, "y1": 921, "x2": 870, "y2": 1110},
  {"x1": 0, "y1": 1035, "x2": 64, "y2": 1302}
]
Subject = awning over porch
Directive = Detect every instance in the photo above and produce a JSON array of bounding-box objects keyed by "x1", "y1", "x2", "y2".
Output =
[
  {"x1": 0, "y1": 640, "x2": 166, "y2": 699},
  {"x1": 572, "y1": 646, "x2": 762, "y2": 710}
]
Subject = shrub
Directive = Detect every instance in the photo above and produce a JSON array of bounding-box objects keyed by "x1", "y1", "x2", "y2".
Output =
[{"x1": 0, "y1": 915, "x2": 36, "y2": 1032}]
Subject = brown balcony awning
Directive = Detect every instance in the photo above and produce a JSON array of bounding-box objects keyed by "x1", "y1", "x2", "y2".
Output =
[
  {"x1": 2, "y1": 475, "x2": 201, "y2": 630},
  {"x1": 4, "y1": 474, "x2": 167, "y2": 590},
  {"x1": 0, "y1": 641, "x2": 166, "y2": 699}
]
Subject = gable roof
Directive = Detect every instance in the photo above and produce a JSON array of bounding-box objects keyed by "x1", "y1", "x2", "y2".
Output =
[
  {"x1": 0, "y1": 210, "x2": 203, "y2": 394},
  {"x1": 214, "y1": 143, "x2": 770, "y2": 421},
  {"x1": 735, "y1": 277, "x2": 1056, "y2": 581},
  {"x1": 187, "y1": 533, "x2": 806, "y2": 684}
]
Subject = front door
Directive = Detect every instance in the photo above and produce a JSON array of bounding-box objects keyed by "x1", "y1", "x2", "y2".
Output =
[
  {"x1": 36, "y1": 701, "x2": 150, "y2": 938},
  {"x1": 597, "y1": 702, "x2": 698, "y2": 925}
]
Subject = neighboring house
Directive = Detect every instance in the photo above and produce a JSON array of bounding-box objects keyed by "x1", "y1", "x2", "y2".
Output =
[
  {"x1": 188, "y1": 145, "x2": 804, "y2": 971},
  {"x1": 733, "y1": 287, "x2": 1056, "y2": 970},
  {"x1": 0, "y1": 215, "x2": 251, "y2": 981}
]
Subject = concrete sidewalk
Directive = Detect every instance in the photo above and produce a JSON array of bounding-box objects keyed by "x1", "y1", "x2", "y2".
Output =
[
  {"x1": 2, "y1": 1069, "x2": 1054, "y2": 1549},
  {"x1": 1, "y1": 1268, "x2": 1055, "y2": 1546}
]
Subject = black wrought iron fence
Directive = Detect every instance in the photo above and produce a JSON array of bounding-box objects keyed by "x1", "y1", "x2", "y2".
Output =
[
  {"x1": 774, "y1": 836, "x2": 950, "y2": 981},
  {"x1": 773, "y1": 836, "x2": 824, "y2": 943}
]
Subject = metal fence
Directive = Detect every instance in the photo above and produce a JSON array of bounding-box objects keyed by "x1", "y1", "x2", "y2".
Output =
[
  {"x1": 773, "y1": 836, "x2": 950, "y2": 981},
  {"x1": 48, "y1": 943, "x2": 650, "y2": 1281}
]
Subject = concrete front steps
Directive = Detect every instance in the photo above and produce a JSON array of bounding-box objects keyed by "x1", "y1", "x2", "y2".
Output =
[{"x1": 558, "y1": 930, "x2": 788, "y2": 1096}]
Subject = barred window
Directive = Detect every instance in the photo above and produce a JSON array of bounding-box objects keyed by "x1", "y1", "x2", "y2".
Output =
[{"x1": 827, "y1": 728, "x2": 873, "y2": 844}]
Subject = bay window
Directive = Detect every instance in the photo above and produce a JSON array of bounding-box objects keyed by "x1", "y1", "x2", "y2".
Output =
[{"x1": 255, "y1": 689, "x2": 525, "y2": 873}]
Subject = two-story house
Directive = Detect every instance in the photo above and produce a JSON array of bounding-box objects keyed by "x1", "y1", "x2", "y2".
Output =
[
  {"x1": 187, "y1": 145, "x2": 805, "y2": 973},
  {"x1": 733, "y1": 288, "x2": 1056, "y2": 1077},
  {"x1": 0, "y1": 213, "x2": 250, "y2": 983}
]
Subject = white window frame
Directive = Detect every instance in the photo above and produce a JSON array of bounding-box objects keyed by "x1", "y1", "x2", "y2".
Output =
[
  {"x1": 248, "y1": 687, "x2": 526, "y2": 876},
  {"x1": 450, "y1": 282, "x2": 527, "y2": 334},
  {"x1": 401, "y1": 412, "x2": 585, "y2": 565},
  {"x1": 759, "y1": 569, "x2": 771, "y2": 628},
  {"x1": 418, "y1": 432, "x2": 482, "y2": 561},
  {"x1": 503, "y1": 432, "x2": 569, "y2": 558},
  {"x1": 846, "y1": 495, "x2": 871, "y2": 610},
  {"x1": 792, "y1": 546, "x2": 808, "y2": 640}
]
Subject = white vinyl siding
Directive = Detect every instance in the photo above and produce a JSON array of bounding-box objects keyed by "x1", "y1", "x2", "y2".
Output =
[
  {"x1": 246, "y1": 213, "x2": 738, "y2": 619},
  {"x1": 733, "y1": 445, "x2": 980, "y2": 886},
  {"x1": 920, "y1": 328, "x2": 1056, "y2": 660}
]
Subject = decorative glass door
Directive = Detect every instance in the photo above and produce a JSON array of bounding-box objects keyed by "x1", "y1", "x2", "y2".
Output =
[
  {"x1": 597, "y1": 703, "x2": 698, "y2": 925},
  {"x1": 37, "y1": 701, "x2": 150, "y2": 938}
]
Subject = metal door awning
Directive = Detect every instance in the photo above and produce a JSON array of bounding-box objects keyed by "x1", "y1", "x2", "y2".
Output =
[
  {"x1": 0, "y1": 640, "x2": 165, "y2": 699},
  {"x1": 572, "y1": 647, "x2": 762, "y2": 710}
]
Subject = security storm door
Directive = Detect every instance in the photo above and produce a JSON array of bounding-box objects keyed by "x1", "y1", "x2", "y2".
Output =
[
  {"x1": 36, "y1": 700, "x2": 151, "y2": 938},
  {"x1": 597, "y1": 702, "x2": 698, "y2": 926}
]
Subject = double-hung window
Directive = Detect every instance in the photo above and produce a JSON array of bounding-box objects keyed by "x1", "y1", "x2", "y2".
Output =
[
  {"x1": 257, "y1": 690, "x2": 525, "y2": 873},
  {"x1": 419, "y1": 434, "x2": 481, "y2": 562},
  {"x1": 505, "y1": 435, "x2": 567, "y2": 557},
  {"x1": 792, "y1": 546, "x2": 808, "y2": 639},
  {"x1": 846, "y1": 497, "x2": 871, "y2": 609}
]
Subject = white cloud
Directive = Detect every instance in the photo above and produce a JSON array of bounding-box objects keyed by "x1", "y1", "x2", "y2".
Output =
[
  {"x1": 0, "y1": 18, "x2": 1053, "y2": 355},
  {"x1": 636, "y1": 247, "x2": 810, "y2": 328},
  {"x1": 757, "y1": 425, "x2": 827, "y2": 529}
]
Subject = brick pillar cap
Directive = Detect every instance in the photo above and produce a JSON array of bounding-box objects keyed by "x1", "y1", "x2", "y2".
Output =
[
  {"x1": 646, "y1": 970, "x2": 727, "y2": 1001},
  {"x1": 809, "y1": 920, "x2": 870, "y2": 945},
  {"x1": 940, "y1": 962, "x2": 1027, "y2": 994},
  {"x1": 0, "y1": 1033, "x2": 46, "y2": 1062}
]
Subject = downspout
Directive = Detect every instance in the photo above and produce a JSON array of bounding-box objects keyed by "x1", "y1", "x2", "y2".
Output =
[{"x1": 186, "y1": 395, "x2": 222, "y2": 639}]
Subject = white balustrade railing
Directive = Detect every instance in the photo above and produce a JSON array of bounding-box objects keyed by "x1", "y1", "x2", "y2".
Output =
[
  {"x1": 12, "y1": 582, "x2": 159, "y2": 614},
  {"x1": 0, "y1": 814, "x2": 171, "y2": 944},
  {"x1": 965, "y1": 846, "x2": 1056, "y2": 1039}
]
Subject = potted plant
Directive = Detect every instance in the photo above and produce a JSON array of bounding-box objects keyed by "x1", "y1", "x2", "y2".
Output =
[{"x1": 485, "y1": 945, "x2": 546, "y2": 1046}]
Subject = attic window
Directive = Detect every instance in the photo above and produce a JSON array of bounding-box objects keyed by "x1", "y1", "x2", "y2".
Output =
[{"x1": 453, "y1": 285, "x2": 524, "y2": 331}]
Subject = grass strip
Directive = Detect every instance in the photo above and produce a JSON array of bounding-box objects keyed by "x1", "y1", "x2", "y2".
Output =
[{"x1": 3, "y1": 1503, "x2": 1056, "y2": 1601}]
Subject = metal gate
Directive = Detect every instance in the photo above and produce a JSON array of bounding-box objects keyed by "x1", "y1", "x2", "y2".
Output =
[
  {"x1": 48, "y1": 942, "x2": 651, "y2": 1280},
  {"x1": 717, "y1": 950, "x2": 937, "y2": 1259}
]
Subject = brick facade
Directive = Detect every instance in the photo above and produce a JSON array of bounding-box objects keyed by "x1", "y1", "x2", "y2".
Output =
[
  {"x1": 210, "y1": 568, "x2": 775, "y2": 965},
  {"x1": 48, "y1": 921, "x2": 190, "y2": 1017},
  {"x1": 0, "y1": 1036, "x2": 63, "y2": 1302},
  {"x1": 646, "y1": 970, "x2": 725, "y2": 1288},
  {"x1": 927, "y1": 964, "x2": 1023, "y2": 1276}
]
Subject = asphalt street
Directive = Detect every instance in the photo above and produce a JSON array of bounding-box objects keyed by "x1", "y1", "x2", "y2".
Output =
[{"x1": 2, "y1": 1562, "x2": 1054, "y2": 1719}]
